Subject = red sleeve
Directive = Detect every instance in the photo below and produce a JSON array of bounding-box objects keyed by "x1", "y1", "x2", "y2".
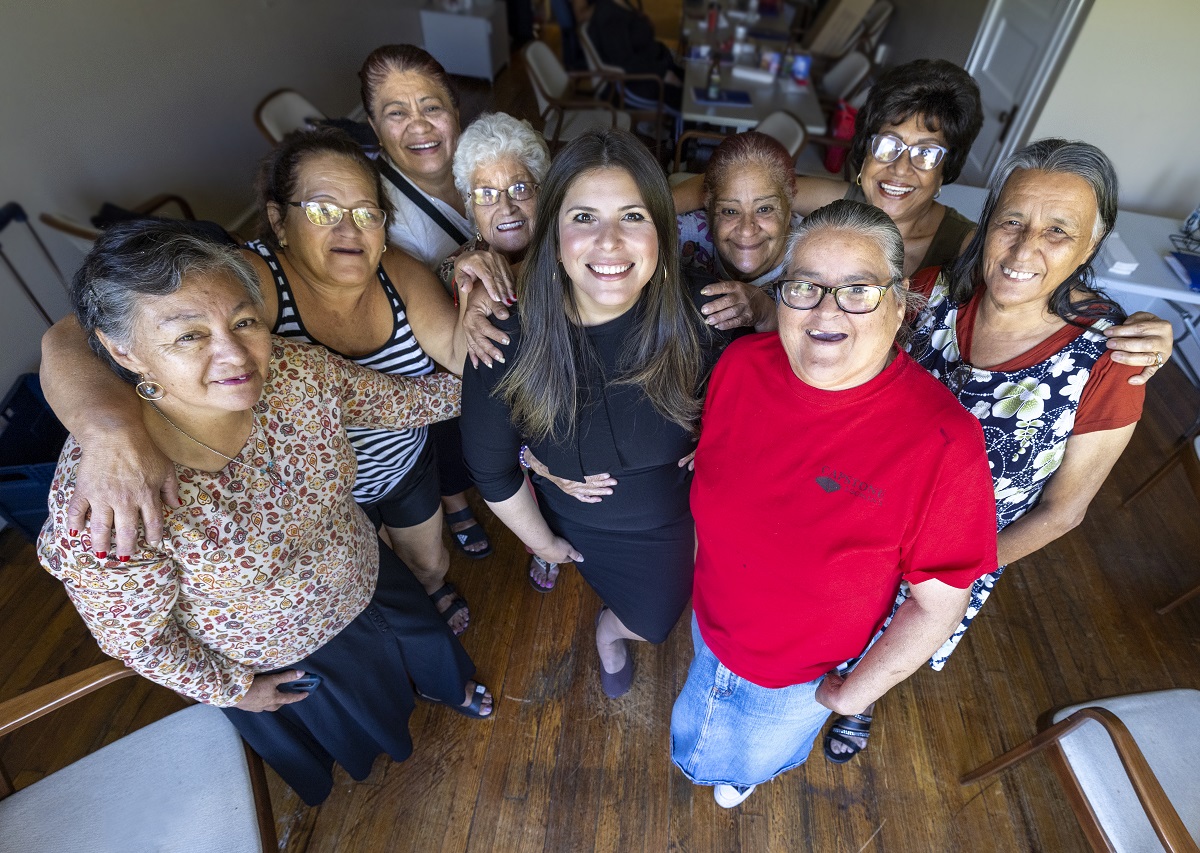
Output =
[
  {"x1": 1074, "y1": 351, "x2": 1145, "y2": 434},
  {"x1": 901, "y1": 406, "x2": 998, "y2": 589},
  {"x1": 912, "y1": 266, "x2": 942, "y2": 297}
]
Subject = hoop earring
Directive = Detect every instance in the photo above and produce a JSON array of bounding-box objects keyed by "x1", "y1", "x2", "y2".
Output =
[
  {"x1": 135, "y1": 379, "x2": 165, "y2": 401},
  {"x1": 476, "y1": 229, "x2": 484, "y2": 243},
  {"x1": 856, "y1": 171, "x2": 863, "y2": 187},
  {"x1": 381, "y1": 244, "x2": 387, "y2": 253},
  {"x1": 934, "y1": 186, "x2": 942, "y2": 199}
]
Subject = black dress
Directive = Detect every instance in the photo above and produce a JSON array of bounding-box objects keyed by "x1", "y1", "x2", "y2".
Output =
[{"x1": 461, "y1": 278, "x2": 735, "y2": 643}]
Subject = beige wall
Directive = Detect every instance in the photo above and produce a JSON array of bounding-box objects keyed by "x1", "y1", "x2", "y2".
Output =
[
  {"x1": 1028, "y1": 0, "x2": 1200, "y2": 219},
  {"x1": 882, "y1": 0, "x2": 988, "y2": 67},
  {"x1": 0, "y1": 0, "x2": 422, "y2": 398}
]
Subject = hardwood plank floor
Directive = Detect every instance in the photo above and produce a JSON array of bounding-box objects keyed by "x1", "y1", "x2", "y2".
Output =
[{"x1": 2, "y1": 362, "x2": 1197, "y2": 851}]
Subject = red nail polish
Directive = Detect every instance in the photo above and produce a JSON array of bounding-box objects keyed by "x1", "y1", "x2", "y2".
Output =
[
  {"x1": 118, "y1": 555, "x2": 130, "y2": 563},
  {"x1": 69, "y1": 529, "x2": 79, "y2": 536},
  {"x1": 95, "y1": 551, "x2": 108, "y2": 559}
]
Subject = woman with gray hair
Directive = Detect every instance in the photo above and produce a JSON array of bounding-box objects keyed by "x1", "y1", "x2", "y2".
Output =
[
  {"x1": 38, "y1": 220, "x2": 492, "y2": 807},
  {"x1": 671, "y1": 199, "x2": 998, "y2": 807},
  {"x1": 823, "y1": 138, "x2": 1147, "y2": 764}
]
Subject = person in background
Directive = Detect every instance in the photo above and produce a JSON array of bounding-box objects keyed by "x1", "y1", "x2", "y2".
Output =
[{"x1": 40, "y1": 223, "x2": 491, "y2": 807}]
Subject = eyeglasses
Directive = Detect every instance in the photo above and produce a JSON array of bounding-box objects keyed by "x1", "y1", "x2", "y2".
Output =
[
  {"x1": 776, "y1": 279, "x2": 895, "y2": 314},
  {"x1": 470, "y1": 182, "x2": 537, "y2": 207},
  {"x1": 869, "y1": 133, "x2": 948, "y2": 171},
  {"x1": 286, "y1": 201, "x2": 386, "y2": 230}
]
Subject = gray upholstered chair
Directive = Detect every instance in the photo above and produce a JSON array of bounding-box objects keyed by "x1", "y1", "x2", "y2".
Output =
[
  {"x1": 0, "y1": 660, "x2": 277, "y2": 853},
  {"x1": 961, "y1": 689, "x2": 1200, "y2": 852}
]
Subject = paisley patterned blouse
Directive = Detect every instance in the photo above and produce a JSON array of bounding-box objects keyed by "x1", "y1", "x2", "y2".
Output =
[{"x1": 38, "y1": 339, "x2": 460, "y2": 706}]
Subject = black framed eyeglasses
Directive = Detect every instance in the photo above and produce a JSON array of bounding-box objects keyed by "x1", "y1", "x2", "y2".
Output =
[
  {"x1": 470, "y1": 182, "x2": 537, "y2": 207},
  {"x1": 869, "y1": 133, "x2": 948, "y2": 171},
  {"x1": 775, "y1": 279, "x2": 895, "y2": 314},
  {"x1": 286, "y1": 201, "x2": 386, "y2": 230}
]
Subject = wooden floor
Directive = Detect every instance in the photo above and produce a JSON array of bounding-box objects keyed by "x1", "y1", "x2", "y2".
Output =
[{"x1": 2, "y1": 361, "x2": 1198, "y2": 851}]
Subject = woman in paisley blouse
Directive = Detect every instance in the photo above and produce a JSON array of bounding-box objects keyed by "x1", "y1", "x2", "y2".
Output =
[
  {"x1": 38, "y1": 222, "x2": 492, "y2": 806},
  {"x1": 824, "y1": 139, "x2": 1146, "y2": 764}
]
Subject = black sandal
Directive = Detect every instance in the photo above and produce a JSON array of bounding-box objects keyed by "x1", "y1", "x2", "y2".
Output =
[
  {"x1": 823, "y1": 713, "x2": 873, "y2": 764},
  {"x1": 444, "y1": 507, "x2": 493, "y2": 559},
  {"x1": 429, "y1": 582, "x2": 469, "y2": 636}
]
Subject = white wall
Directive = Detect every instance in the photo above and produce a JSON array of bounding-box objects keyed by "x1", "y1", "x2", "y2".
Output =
[
  {"x1": 1028, "y1": 0, "x2": 1200, "y2": 220},
  {"x1": 0, "y1": 0, "x2": 424, "y2": 399}
]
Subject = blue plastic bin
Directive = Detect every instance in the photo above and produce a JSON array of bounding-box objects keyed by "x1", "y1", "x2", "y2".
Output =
[{"x1": 0, "y1": 374, "x2": 68, "y2": 541}]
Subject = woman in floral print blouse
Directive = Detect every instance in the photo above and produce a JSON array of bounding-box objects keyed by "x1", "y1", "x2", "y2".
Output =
[
  {"x1": 38, "y1": 221, "x2": 492, "y2": 806},
  {"x1": 825, "y1": 139, "x2": 1146, "y2": 765}
]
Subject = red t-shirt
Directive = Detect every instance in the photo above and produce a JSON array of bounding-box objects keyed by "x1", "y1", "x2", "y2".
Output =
[
  {"x1": 690, "y1": 333, "x2": 998, "y2": 688},
  {"x1": 912, "y1": 267, "x2": 1144, "y2": 434}
]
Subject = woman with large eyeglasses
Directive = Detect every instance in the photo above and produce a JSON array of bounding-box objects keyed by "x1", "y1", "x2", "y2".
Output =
[
  {"x1": 671, "y1": 199, "x2": 998, "y2": 808},
  {"x1": 40, "y1": 127, "x2": 490, "y2": 652}
]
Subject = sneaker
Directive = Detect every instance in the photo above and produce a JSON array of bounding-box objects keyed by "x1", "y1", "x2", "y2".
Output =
[{"x1": 713, "y1": 783, "x2": 756, "y2": 808}]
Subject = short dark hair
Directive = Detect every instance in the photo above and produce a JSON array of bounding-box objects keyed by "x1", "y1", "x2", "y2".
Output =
[
  {"x1": 847, "y1": 59, "x2": 983, "y2": 185},
  {"x1": 949, "y1": 138, "x2": 1124, "y2": 325},
  {"x1": 359, "y1": 44, "x2": 460, "y2": 119},
  {"x1": 73, "y1": 220, "x2": 263, "y2": 382},
  {"x1": 254, "y1": 126, "x2": 392, "y2": 250}
]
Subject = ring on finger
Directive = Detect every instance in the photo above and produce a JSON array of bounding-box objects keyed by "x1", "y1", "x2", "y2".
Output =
[{"x1": 1153, "y1": 351, "x2": 1164, "y2": 367}]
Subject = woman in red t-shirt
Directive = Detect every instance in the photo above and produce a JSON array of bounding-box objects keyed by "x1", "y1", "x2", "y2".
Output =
[{"x1": 670, "y1": 199, "x2": 998, "y2": 808}]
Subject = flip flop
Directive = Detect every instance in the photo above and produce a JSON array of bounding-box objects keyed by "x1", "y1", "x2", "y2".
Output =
[
  {"x1": 528, "y1": 555, "x2": 560, "y2": 593},
  {"x1": 444, "y1": 507, "x2": 493, "y2": 559},
  {"x1": 823, "y1": 712, "x2": 873, "y2": 764},
  {"x1": 429, "y1": 582, "x2": 469, "y2": 636}
]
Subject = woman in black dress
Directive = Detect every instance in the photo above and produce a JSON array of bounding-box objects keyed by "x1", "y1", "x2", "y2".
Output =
[{"x1": 461, "y1": 130, "x2": 727, "y2": 698}]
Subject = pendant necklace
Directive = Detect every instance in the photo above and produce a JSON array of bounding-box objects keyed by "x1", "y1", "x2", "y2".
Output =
[{"x1": 150, "y1": 403, "x2": 286, "y2": 494}]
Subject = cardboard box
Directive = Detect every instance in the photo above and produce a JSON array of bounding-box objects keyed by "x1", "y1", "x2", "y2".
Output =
[{"x1": 802, "y1": 0, "x2": 873, "y2": 56}]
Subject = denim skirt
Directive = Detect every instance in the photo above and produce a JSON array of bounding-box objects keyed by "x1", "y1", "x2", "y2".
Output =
[{"x1": 670, "y1": 615, "x2": 832, "y2": 788}]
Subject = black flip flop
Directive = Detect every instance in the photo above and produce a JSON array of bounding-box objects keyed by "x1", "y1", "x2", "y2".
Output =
[
  {"x1": 823, "y1": 712, "x2": 873, "y2": 764},
  {"x1": 444, "y1": 507, "x2": 493, "y2": 559}
]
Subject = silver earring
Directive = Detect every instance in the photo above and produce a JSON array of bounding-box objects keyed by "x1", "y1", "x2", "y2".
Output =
[
  {"x1": 934, "y1": 187, "x2": 942, "y2": 199},
  {"x1": 381, "y1": 244, "x2": 387, "y2": 253},
  {"x1": 135, "y1": 378, "x2": 165, "y2": 401}
]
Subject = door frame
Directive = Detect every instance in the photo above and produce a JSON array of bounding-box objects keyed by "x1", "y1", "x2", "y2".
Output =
[{"x1": 963, "y1": 0, "x2": 1093, "y2": 185}]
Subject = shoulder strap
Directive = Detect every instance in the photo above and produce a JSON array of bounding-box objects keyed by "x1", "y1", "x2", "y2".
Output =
[{"x1": 375, "y1": 158, "x2": 470, "y2": 245}]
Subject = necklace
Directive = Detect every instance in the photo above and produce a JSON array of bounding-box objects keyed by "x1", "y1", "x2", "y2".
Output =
[{"x1": 150, "y1": 403, "x2": 286, "y2": 493}]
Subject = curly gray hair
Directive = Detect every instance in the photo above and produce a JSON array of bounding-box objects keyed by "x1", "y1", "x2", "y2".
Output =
[{"x1": 452, "y1": 112, "x2": 551, "y2": 224}]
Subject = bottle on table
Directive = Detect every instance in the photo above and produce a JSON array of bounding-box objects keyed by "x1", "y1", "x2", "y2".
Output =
[{"x1": 706, "y1": 59, "x2": 722, "y2": 100}]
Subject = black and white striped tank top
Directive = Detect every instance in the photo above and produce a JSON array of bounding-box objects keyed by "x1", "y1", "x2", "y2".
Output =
[{"x1": 248, "y1": 240, "x2": 434, "y2": 503}]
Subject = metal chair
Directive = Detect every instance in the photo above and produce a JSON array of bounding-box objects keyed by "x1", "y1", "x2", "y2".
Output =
[
  {"x1": 818, "y1": 50, "x2": 872, "y2": 104},
  {"x1": 39, "y1": 194, "x2": 197, "y2": 253},
  {"x1": 0, "y1": 660, "x2": 277, "y2": 853},
  {"x1": 670, "y1": 111, "x2": 809, "y2": 181},
  {"x1": 1121, "y1": 433, "x2": 1200, "y2": 614},
  {"x1": 254, "y1": 88, "x2": 326, "y2": 144},
  {"x1": 961, "y1": 689, "x2": 1200, "y2": 852},
  {"x1": 577, "y1": 20, "x2": 675, "y2": 157},
  {"x1": 522, "y1": 40, "x2": 632, "y2": 152}
]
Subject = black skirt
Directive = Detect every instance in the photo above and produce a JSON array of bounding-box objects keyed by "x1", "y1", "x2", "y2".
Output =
[{"x1": 222, "y1": 542, "x2": 475, "y2": 805}]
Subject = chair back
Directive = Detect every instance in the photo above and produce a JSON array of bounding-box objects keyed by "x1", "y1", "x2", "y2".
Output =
[
  {"x1": 756, "y1": 111, "x2": 808, "y2": 159},
  {"x1": 1050, "y1": 690, "x2": 1200, "y2": 850},
  {"x1": 861, "y1": 1, "x2": 894, "y2": 50},
  {"x1": 255, "y1": 88, "x2": 326, "y2": 144},
  {"x1": 525, "y1": 41, "x2": 571, "y2": 105},
  {"x1": 38, "y1": 212, "x2": 101, "y2": 253},
  {"x1": 577, "y1": 21, "x2": 615, "y2": 95},
  {"x1": 820, "y1": 51, "x2": 871, "y2": 101},
  {"x1": 0, "y1": 661, "x2": 276, "y2": 852}
]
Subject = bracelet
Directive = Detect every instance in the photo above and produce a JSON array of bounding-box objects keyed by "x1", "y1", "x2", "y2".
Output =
[{"x1": 519, "y1": 444, "x2": 531, "y2": 470}]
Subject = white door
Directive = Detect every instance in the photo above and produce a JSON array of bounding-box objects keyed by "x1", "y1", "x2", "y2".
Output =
[{"x1": 960, "y1": 0, "x2": 1091, "y2": 186}]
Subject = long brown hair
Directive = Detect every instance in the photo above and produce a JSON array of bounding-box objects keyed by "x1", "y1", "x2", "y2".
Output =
[{"x1": 497, "y1": 130, "x2": 706, "y2": 443}]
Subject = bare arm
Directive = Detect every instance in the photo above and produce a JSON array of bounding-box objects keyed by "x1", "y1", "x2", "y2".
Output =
[
  {"x1": 522, "y1": 445, "x2": 617, "y2": 504},
  {"x1": 383, "y1": 249, "x2": 467, "y2": 374},
  {"x1": 996, "y1": 424, "x2": 1136, "y2": 566},
  {"x1": 791, "y1": 175, "x2": 851, "y2": 216},
  {"x1": 40, "y1": 317, "x2": 179, "y2": 557},
  {"x1": 484, "y1": 486, "x2": 584, "y2": 565},
  {"x1": 1103, "y1": 312, "x2": 1175, "y2": 385},
  {"x1": 815, "y1": 577, "x2": 971, "y2": 716}
]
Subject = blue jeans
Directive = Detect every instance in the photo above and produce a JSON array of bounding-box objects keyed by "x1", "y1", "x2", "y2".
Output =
[{"x1": 670, "y1": 615, "x2": 832, "y2": 788}]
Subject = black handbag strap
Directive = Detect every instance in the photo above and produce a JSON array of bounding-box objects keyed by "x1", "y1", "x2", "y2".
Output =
[{"x1": 375, "y1": 158, "x2": 470, "y2": 245}]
